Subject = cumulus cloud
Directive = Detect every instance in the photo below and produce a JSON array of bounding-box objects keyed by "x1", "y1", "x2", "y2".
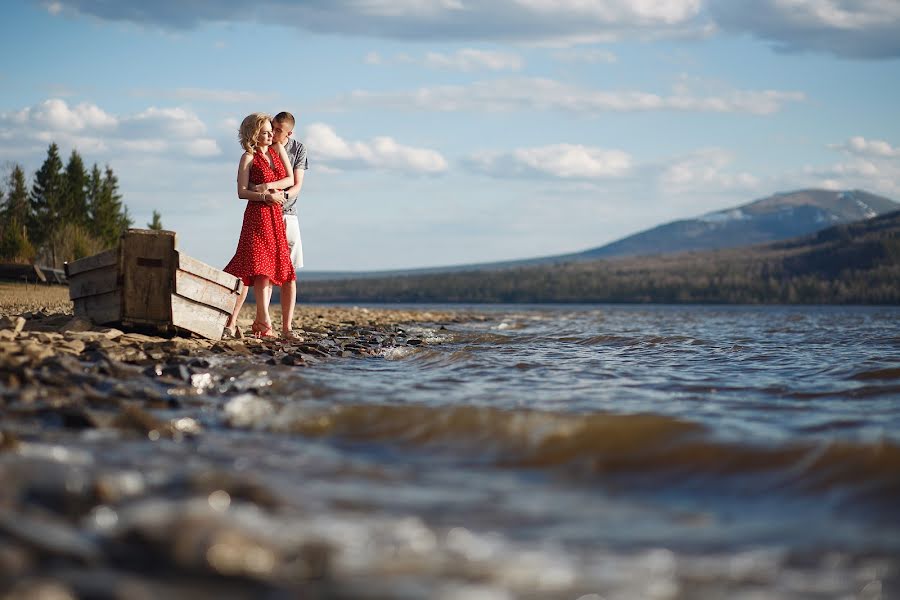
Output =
[
  {"x1": 660, "y1": 148, "x2": 760, "y2": 191},
  {"x1": 365, "y1": 48, "x2": 523, "y2": 71},
  {"x1": 45, "y1": 0, "x2": 900, "y2": 58},
  {"x1": 709, "y1": 0, "x2": 900, "y2": 58},
  {"x1": 131, "y1": 87, "x2": 278, "y2": 104},
  {"x1": 305, "y1": 123, "x2": 448, "y2": 174},
  {"x1": 830, "y1": 136, "x2": 900, "y2": 158},
  {"x1": 340, "y1": 77, "x2": 805, "y2": 115},
  {"x1": 805, "y1": 135, "x2": 900, "y2": 196},
  {"x1": 551, "y1": 48, "x2": 618, "y2": 63},
  {"x1": 468, "y1": 144, "x2": 633, "y2": 179},
  {"x1": 44, "y1": 0, "x2": 710, "y2": 45},
  {"x1": 0, "y1": 98, "x2": 222, "y2": 158}
]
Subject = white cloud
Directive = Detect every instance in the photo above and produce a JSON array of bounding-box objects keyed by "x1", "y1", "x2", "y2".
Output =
[
  {"x1": 47, "y1": 0, "x2": 711, "y2": 46},
  {"x1": 830, "y1": 136, "x2": 900, "y2": 158},
  {"x1": 131, "y1": 87, "x2": 277, "y2": 104},
  {"x1": 551, "y1": 48, "x2": 618, "y2": 63},
  {"x1": 341, "y1": 77, "x2": 805, "y2": 115},
  {"x1": 709, "y1": 0, "x2": 900, "y2": 58},
  {"x1": 365, "y1": 48, "x2": 523, "y2": 71},
  {"x1": 305, "y1": 123, "x2": 448, "y2": 174},
  {"x1": 423, "y1": 49, "x2": 523, "y2": 71},
  {"x1": 800, "y1": 135, "x2": 900, "y2": 197},
  {"x1": 0, "y1": 98, "x2": 221, "y2": 158},
  {"x1": 469, "y1": 144, "x2": 633, "y2": 180},
  {"x1": 660, "y1": 148, "x2": 760, "y2": 191},
  {"x1": 46, "y1": 0, "x2": 900, "y2": 57}
]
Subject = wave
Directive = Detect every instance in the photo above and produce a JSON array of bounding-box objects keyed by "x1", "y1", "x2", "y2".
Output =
[{"x1": 269, "y1": 404, "x2": 900, "y2": 504}]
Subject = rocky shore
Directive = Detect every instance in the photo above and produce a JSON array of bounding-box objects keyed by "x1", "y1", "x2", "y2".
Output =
[{"x1": 0, "y1": 282, "x2": 489, "y2": 599}]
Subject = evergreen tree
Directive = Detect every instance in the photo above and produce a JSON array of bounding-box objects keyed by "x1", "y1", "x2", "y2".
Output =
[
  {"x1": 29, "y1": 143, "x2": 64, "y2": 247},
  {"x1": 2, "y1": 165, "x2": 30, "y2": 225},
  {"x1": 88, "y1": 163, "x2": 118, "y2": 246},
  {"x1": 0, "y1": 165, "x2": 34, "y2": 262},
  {"x1": 102, "y1": 166, "x2": 133, "y2": 233},
  {"x1": 62, "y1": 149, "x2": 89, "y2": 225},
  {"x1": 148, "y1": 210, "x2": 163, "y2": 230}
]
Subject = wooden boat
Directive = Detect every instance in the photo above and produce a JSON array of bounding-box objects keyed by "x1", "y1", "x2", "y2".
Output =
[{"x1": 64, "y1": 229, "x2": 243, "y2": 340}]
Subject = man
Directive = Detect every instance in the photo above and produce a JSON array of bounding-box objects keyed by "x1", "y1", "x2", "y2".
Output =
[
  {"x1": 224, "y1": 111, "x2": 308, "y2": 339},
  {"x1": 271, "y1": 111, "x2": 308, "y2": 339}
]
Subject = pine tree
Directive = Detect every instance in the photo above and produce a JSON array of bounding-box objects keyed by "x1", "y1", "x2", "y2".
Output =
[
  {"x1": 29, "y1": 143, "x2": 65, "y2": 248},
  {"x1": 102, "y1": 166, "x2": 133, "y2": 233},
  {"x1": 62, "y1": 149, "x2": 89, "y2": 226},
  {"x1": 148, "y1": 210, "x2": 163, "y2": 230},
  {"x1": 2, "y1": 165, "x2": 30, "y2": 225},
  {"x1": 0, "y1": 165, "x2": 34, "y2": 262},
  {"x1": 88, "y1": 163, "x2": 118, "y2": 246}
]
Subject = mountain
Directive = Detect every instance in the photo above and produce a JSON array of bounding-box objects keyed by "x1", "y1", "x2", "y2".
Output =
[
  {"x1": 298, "y1": 210, "x2": 900, "y2": 305},
  {"x1": 301, "y1": 189, "x2": 897, "y2": 282},
  {"x1": 570, "y1": 189, "x2": 898, "y2": 260}
]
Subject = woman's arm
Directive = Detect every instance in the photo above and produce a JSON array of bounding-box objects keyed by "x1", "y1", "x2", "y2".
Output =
[
  {"x1": 265, "y1": 143, "x2": 295, "y2": 191},
  {"x1": 236, "y1": 153, "x2": 274, "y2": 203}
]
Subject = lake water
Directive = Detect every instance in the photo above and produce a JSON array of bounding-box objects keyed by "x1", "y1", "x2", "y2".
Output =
[{"x1": 196, "y1": 303, "x2": 899, "y2": 599}]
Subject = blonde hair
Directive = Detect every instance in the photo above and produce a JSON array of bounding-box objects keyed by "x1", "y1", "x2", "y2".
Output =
[{"x1": 238, "y1": 112, "x2": 272, "y2": 154}]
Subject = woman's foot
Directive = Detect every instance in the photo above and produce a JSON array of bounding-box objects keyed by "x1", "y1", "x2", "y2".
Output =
[
  {"x1": 251, "y1": 321, "x2": 275, "y2": 339},
  {"x1": 280, "y1": 329, "x2": 303, "y2": 342}
]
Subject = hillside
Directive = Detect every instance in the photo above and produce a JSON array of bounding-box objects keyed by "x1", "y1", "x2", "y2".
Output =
[
  {"x1": 301, "y1": 188, "x2": 897, "y2": 282},
  {"x1": 298, "y1": 210, "x2": 900, "y2": 305}
]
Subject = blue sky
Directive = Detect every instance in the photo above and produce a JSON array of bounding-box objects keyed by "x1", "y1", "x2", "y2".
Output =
[{"x1": 1, "y1": 0, "x2": 899, "y2": 270}]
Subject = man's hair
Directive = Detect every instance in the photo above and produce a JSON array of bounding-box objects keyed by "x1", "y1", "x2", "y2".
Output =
[
  {"x1": 238, "y1": 112, "x2": 271, "y2": 154},
  {"x1": 273, "y1": 111, "x2": 295, "y2": 127}
]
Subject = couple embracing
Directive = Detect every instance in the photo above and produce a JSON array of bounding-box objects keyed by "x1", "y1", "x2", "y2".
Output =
[{"x1": 223, "y1": 111, "x2": 308, "y2": 339}]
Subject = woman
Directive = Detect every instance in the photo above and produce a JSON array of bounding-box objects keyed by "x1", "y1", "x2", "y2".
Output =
[{"x1": 223, "y1": 113, "x2": 295, "y2": 338}]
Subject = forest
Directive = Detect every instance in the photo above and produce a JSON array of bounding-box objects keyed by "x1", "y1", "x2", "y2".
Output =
[
  {"x1": 0, "y1": 143, "x2": 159, "y2": 269},
  {"x1": 299, "y1": 210, "x2": 900, "y2": 305}
]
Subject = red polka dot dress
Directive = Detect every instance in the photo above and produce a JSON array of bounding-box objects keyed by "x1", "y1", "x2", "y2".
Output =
[{"x1": 224, "y1": 147, "x2": 296, "y2": 287}]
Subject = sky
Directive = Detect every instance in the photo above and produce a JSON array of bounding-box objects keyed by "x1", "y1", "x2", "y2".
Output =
[{"x1": 1, "y1": 0, "x2": 899, "y2": 271}]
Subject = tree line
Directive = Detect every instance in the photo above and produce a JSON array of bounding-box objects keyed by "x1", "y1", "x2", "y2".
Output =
[
  {"x1": 299, "y1": 211, "x2": 900, "y2": 305},
  {"x1": 0, "y1": 143, "x2": 165, "y2": 269}
]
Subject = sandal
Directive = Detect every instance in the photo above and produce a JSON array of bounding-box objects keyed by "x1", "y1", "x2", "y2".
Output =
[
  {"x1": 280, "y1": 330, "x2": 303, "y2": 342},
  {"x1": 251, "y1": 321, "x2": 275, "y2": 339}
]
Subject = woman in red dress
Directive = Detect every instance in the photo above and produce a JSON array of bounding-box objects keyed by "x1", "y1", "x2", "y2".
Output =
[{"x1": 224, "y1": 113, "x2": 295, "y2": 338}]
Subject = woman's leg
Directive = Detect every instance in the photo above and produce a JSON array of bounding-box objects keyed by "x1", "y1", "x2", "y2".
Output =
[
  {"x1": 225, "y1": 284, "x2": 249, "y2": 331},
  {"x1": 254, "y1": 275, "x2": 273, "y2": 332}
]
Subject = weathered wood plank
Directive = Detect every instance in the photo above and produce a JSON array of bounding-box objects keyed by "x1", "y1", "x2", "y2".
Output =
[
  {"x1": 65, "y1": 249, "x2": 118, "y2": 277},
  {"x1": 121, "y1": 230, "x2": 175, "y2": 323},
  {"x1": 177, "y1": 252, "x2": 242, "y2": 291},
  {"x1": 68, "y1": 265, "x2": 119, "y2": 300},
  {"x1": 170, "y1": 294, "x2": 228, "y2": 340},
  {"x1": 174, "y1": 270, "x2": 240, "y2": 314},
  {"x1": 73, "y1": 291, "x2": 121, "y2": 324}
]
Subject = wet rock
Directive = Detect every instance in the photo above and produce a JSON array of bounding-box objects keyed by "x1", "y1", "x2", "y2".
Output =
[
  {"x1": 2, "y1": 579, "x2": 76, "y2": 600},
  {"x1": 57, "y1": 339, "x2": 86, "y2": 356},
  {"x1": 0, "y1": 430, "x2": 20, "y2": 452},
  {"x1": 224, "y1": 395, "x2": 275, "y2": 429},
  {"x1": 0, "y1": 513, "x2": 101, "y2": 563},
  {"x1": 60, "y1": 317, "x2": 93, "y2": 333},
  {"x1": 112, "y1": 405, "x2": 173, "y2": 439},
  {"x1": 0, "y1": 315, "x2": 27, "y2": 334}
]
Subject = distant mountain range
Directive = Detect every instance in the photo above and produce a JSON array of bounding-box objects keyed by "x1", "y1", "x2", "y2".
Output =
[
  {"x1": 299, "y1": 208, "x2": 900, "y2": 305},
  {"x1": 302, "y1": 188, "x2": 898, "y2": 282}
]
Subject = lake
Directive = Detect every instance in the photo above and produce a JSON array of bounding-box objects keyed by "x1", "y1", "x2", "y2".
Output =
[{"x1": 203, "y1": 303, "x2": 899, "y2": 598}]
